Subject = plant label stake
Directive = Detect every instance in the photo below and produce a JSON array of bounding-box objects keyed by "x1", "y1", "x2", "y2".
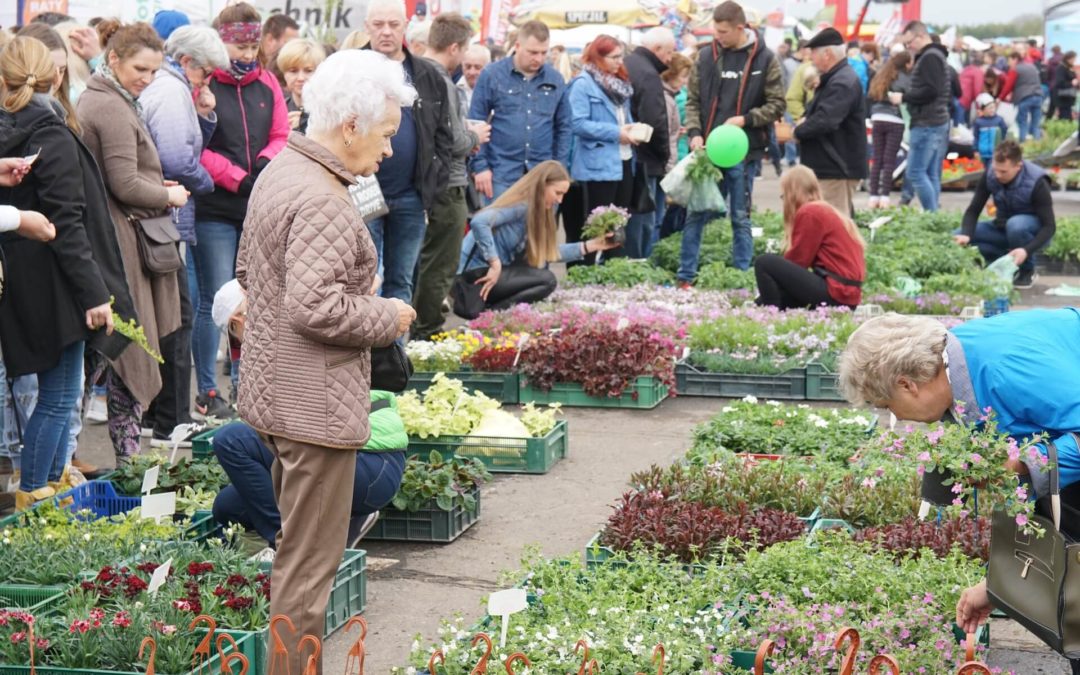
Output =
[
  {"x1": 142, "y1": 492, "x2": 177, "y2": 523},
  {"x1": 141, "y1": 465, "x2": 160, "y2": 495},
  {"x1": 512, "y1": 334, "x2": 530, "y2": 369},
  {"x1": 866, "y1": 216, "x2": 891, "y2": 243},
  {"x1": 487, "y1": 588, "x2": 527, "y2": 648},
  {"x1": 615, "y1": 317, "x2": 629, "y2": 331},
  {"x1": 168, "y1": 423, "x2": 197, "y2": 464},
  {"x1": 147, "y1": 558, "x2": 173, "y2": 596}
]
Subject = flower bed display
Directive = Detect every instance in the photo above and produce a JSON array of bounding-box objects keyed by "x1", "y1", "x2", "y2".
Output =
[{"x1": 108, "y1": 456, "x2": 228, "y2": 515}]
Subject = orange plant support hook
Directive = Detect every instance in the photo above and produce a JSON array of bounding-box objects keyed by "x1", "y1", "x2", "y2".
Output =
[
  {"x1": 868, "y1": 654, "x2": 900, "y2": 675},
  {"x1": 299, "y1": 635, "x2": 322, "y2": 675},
  {"x1": 469, "y1": 633, "x2": 494, "y2": 675},
  {"x1": 343, "y1": 616, "x2": 368, "y2": 675},
  {"x1": 635, "y1": 644, "x2": 665, "y2": 675},
  {"x1": 139, "y1": 636, "x2": 158, "y2": 675},
  {"x1": 269, "y1": 615, "x2": 298, "y2": 675},
  {"x1": 190, "y1": 615, "x2": 218, "y2": 675},
  {"x1": 586, "y1": 659, "x2": 599, "y2": 674},
  {"x1": 504, "y1": 652, "x2": 532, "y2": 674},
  {"x1": 754, "y1": 639, "x2": 776, "y2": 675},
  {"x1": 956, "y1": 633, "x2": 992, "y2": 674},
  {"x1": 223, "y1": 653, "x2": 250, "y2": 675},
  {"x1": 216, "y1": 633, "x2": 240, "y2": 675},
  {"x1": 833, "y1": 627, "x2": 860, "y2": 675},
  {"x1": 427, "y1": 651, "x2": 446, "y2": 674},
  {"x1": 573, "y1": 639, "x2": 590, "y2": 675}
]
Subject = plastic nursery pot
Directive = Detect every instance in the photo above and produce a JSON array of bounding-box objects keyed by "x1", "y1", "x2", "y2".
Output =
[
  {"x1": 611, "y1": 226, "x2": 627, "y2": 245},
  {"x1": 921, "y1": 469, "x2": 958, "y2": 507}
]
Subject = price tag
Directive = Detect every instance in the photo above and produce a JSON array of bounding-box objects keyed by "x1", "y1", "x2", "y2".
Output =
[
  {"x1": 141, "y1": 465, "x2": 160, "y2": 495},
  {"x1": 487, "y1": 588, "x2": 528, "y2": 648},
  {"x1": 167, "y1": 423, "x2": 196, "y2": 464},
  {"x1": 147, "y1": 558, "x2": 172, "y2": 596},
  {"x1": 142, "y1": 492, "x2": 177, "y2": 522}
]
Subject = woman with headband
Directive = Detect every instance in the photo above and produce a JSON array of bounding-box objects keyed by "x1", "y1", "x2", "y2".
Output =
[{"x1": 192, "y1": 2, "x2": 289, "y2": 420}]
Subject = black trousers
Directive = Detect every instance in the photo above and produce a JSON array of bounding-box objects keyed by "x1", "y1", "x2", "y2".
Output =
[
  {"x1": 146, "y1": 250, "x2": 193, "y2": 435},
  {"x1": 754, "y1": 254, "x2": 847, "y2": 310},
  {"x1": 870, "y1": 120, "x2": 904, "y2": 197},
  {"x1": 484, "y1": 265, "x2": 557, "y2": 311},
  {"x1": 564, "y1": 160, "x2": 634, "y2": 266}
]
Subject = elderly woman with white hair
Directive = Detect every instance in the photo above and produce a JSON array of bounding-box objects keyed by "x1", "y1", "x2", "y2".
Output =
[
  {"x1": 839, "y1": 308, "x2": 1080, "y2": 655},
  {"x1": 139, "y1": 24, "x2": 229, "y2": 443},
  {"x1": 235, "y1": 48, "x2": 416, "y2": 670}
]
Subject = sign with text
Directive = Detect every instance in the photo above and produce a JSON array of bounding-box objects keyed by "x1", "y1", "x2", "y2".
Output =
[{"x1": 565, "y1": 10, "x2": 607, "y2": 23}]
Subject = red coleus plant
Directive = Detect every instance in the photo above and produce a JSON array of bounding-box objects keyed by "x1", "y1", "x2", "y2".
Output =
[
  {"x1": 854, "y1": 516, "x2": 990, "y2": 562},
  {"x1": 517, "y1": 324, "x2": 677, "y2": 398},
  {"x1": 600, "y1": 490, "x2": 805, "y2": 563},
  {"x1": 465, "y1": 345, "x2": 518, "y2": 372}
]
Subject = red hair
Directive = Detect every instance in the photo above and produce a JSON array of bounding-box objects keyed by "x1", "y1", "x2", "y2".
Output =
[{"x1": 581, "y1": 35, "x2": 628, "y2": 80}]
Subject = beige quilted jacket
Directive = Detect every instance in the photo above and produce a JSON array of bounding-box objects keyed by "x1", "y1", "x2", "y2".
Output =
[{"x1": 236, "y1": 133, "x2": 400, "y2": 449}]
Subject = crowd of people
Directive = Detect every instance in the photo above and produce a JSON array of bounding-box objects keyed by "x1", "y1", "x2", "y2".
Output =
[{"x1": 0, "y1": 1, "x2": 1069, "y2": 668}]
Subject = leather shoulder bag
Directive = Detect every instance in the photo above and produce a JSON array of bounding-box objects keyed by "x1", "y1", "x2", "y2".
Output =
[
  {"x1": 987, "y1": 433, "x2": 1080, "y2": 658},
  {"x1": 127, "y1": 212, "x2": 182, "y2": 276},
  {"x1": 370, "y1": 342, "x2": 413, "y2": 393}
]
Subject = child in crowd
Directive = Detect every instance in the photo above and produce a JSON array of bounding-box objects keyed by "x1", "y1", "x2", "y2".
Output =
[{"x1": 972, "y1": 93, "x2": 1009, "y2": 162}]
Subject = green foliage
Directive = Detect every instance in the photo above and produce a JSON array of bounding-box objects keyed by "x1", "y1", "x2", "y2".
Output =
[
  {"x1": 397, "y1": 373, "x2": 501, "y2": 438},
  {"x1": 1046, "y1": 216, "x2": 1080, "y2": 262},
  {"x1": 391, "y1": 451, "x2": 491, "y2": 513},
  {"x1": 111, "y1": 296, "x2": 164, "y2": 364},
  {"x1": 928, "y1": 14, "x2": 1041, "y2": 40},
  {"x1": 564, "y1": 258, "x2": 675, "y2": 288},
  {"x1": 109, "y1": 455, "x2": 229, "y2": 499},
  {"x1": 518, "y1": 402, "x2": 562, "y2": 437},
  {"x1": 694, "y1": 263, "x2": 756, "y2": 291}
]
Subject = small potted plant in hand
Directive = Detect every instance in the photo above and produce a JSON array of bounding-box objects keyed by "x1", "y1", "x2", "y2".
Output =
[{"x1": 582, "y1": 204, "x2": 631, "y2": 245}]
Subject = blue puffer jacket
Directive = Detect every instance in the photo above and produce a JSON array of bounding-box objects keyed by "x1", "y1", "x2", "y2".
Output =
[
  {"x1": 140, "y1": 59, "x2": 216, "y2": 243},
  {"x1": 567, "y1": 71, "x2": 634, "y2": 182},
  {"x1": 948, "y1": 307, "x2": 1080, "y2": 497}
]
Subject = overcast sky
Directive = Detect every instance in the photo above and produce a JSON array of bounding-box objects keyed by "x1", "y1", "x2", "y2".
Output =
[{"x1": 785, "y1": 0, "x2": 1029, "y2": 28}]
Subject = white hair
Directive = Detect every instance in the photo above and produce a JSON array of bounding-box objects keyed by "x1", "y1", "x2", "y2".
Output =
[
  {"x1": 406, "y1": 21, "x2": 430, "y2": 46},
  {"x1": 365, "y1": 0, "x2": 407, "y2": 21},
  {"x1": 641, "y1": 27, "x2": 675, "y2": 50},
  {"x1": 304, "y1": 50, "x2": 417, "y2": 136},
  {"x1": 166, "y1": 25, "x2": 230, "y2": 70},
  {"x1": 813, "y1": 44, "x2": 846, "y2": 62},
  {"x1": 464, "y1": 43, "x2": 491, "y2": 64},
  {"x1": 838, "y1": 313, "x2": 948, "y2": 405}
]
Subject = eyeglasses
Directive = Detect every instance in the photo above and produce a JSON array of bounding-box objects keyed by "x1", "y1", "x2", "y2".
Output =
[{"x1": 605, "y1": 53, "x2": 624, "y2": 61}]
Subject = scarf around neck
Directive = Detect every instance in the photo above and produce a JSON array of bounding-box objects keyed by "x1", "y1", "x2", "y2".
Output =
[
  {"x1": 96, "y1": 63, "x2": 142, "y2": 115},
  {"x1": 583, "y1": 64, "x2": 633, "y2": 106}
]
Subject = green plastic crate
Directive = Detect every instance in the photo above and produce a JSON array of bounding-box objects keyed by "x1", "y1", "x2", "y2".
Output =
[
  {"x1": 191, "y1": 426, "x2": 224, "y2": 460},
  {"x1": 406, "y1": 420, "x2": 568, "y2": 473},
  {"x1": 184, "y1": 510, "x2": 218, "y2": 542},
  {"x1": 256, "y1": 548, "x2": 367, "y2": 640},
  {"x1": 518, "y1": 376, "x2": 668, "y2": 409},
  {"x1": 0, "y1": 584, "x2": 66, "y2": 614},
  {"x1": 675, "y1": 361, "x2": 806, "y2": 399},
  {"x1": 804, "y1": 362, "x2": 845, "y2": 402},
  {"x1": 407, "y1": 370, "x2": 519, "y2": 403},
  {"x1": 365, "y1": 488, "x2": 481, "y2": 543}
]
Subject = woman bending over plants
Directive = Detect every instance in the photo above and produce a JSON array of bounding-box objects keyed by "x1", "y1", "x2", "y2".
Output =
[
  {"x1": 456, "y1": 161, "x2": 621, "y2": 317},
  {"x1": 753, "y1": 166, "x2": 866, "y2": 310}
]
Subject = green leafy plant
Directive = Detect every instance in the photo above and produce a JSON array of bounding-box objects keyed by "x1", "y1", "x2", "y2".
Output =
[
  {"x1": 397, "y1": 374, "x2": 501, "y2": 438},
  {"x1": 391, "y1": 450, "x2": 491, "y2": 513},
  {"x1": 581, "y1": 204, "x2": 631, "y2": 239},
  {"x1": 694, "y1": 262, "x2": 757, "y2": 291},
  {"x1": 565, "y1": 258, "x2": 675, "y2": 288},
  {"x1": 111, "y1": 297, "x2": 163, "y2": 364},
  {"x1": 109, "y1": 455, "x2": 229, "y2": 499},
  {"x1": 518, "y1": 402, "x2": 561, "y2": 437}
]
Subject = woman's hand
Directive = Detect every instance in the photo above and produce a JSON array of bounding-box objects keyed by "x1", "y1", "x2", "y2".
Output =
[
  {"x1": 86, "y1": 303, "x2": 114, "y2": 335},
  {"x1": 68, "y1": 27, "x2": 102, "y2": 63},
  {"x1": 389, "y1": 298, "x2": 416, "y2": 337},
  {"x1": 619, "y1": 124, "x2": 640, "y2": 145},
  {"x1": 0, "y1": 157, "x2": 30, "y2": 187},
  {"x1": 475, "y1": 258, "x2": 502, "y2": 301},
  {"x1": 166, "y1": 184, "x2": 190, "y2": 207},
  {"x1": 195, "y1": 87, "x2": 216, "y2": 117},
  {"x1": 18, "y1": 210, "x2": 55, "y2": 241},
  {"x1": 955, "y1": 579, "x2": 992, "y2": 635},
  {"x1": 288, "y1": 109, "x2": 303, "y2": 130},
  {"x1": 588, "y1": 232, "x2": 622, "y2": 253}
]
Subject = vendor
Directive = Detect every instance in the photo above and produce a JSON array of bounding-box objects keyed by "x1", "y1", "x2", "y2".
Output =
[
  {"x1": 954, "y1": 139, "x2": 1056, "y2": 290},
  {"x1": 753, "y1": 166, "x2": 865, "y2": 310},
  {"x1": 457, "y1": 160, "x2": 620, "y2": 316},
  {"x1": 837, "y1": 309, "x2": 1080, "y2": 671}
]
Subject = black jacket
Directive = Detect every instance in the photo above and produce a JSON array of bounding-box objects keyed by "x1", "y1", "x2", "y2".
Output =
[
  {"x1": 1055, "y1": 63, "x2": 1077, "y2": 99},
  {"x1": 0, "y1": 96, "x2": 135, "y2": 376},
  {"x1": 365, "y1": 46, "x2": 453, "y2": 211},
  {"x1": 794, "y1": 59, "x2": 868, "y2": 180},
  {"x1": 624, "y1": 46, "x2": 670, "y2": 175},
  {"x1": 904, "y1": 43, "x2": 951, "y2": 128}
]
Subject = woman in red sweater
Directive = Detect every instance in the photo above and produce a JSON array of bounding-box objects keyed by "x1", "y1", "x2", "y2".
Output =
[{"x1": 754, "y1": 166, "x2": 866, "y2": 309}]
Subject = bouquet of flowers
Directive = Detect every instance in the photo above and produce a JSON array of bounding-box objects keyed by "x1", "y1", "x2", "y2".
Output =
[{"x1": 581, "y1": 204, "x2": 631, "y2": 243}]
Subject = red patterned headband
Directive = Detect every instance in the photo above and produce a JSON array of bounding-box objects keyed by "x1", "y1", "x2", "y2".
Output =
[{"x1": 218, "y1": 22, "x2": 261, "y2": 44}]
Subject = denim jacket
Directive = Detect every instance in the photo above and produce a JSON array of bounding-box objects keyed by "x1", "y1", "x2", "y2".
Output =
[
  {"x1": 567, "y1": 72, "x2": 634, "y2": 182},
  {"x1": 458, "y1": 203, "x2": 583, "y2": 271},
  {"x1": 468, "y1": 59, "x2": 572, "y2": 180}
]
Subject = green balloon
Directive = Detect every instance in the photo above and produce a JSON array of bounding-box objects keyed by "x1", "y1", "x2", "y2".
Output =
[{"x1": 706, "y1": 124, "x2": 749, "y2": 168}]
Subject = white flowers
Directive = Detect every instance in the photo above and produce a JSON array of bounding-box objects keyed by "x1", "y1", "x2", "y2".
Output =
[
  {"x1": 742, "y1": 395, "x2": 758, "y2": 404},
  {"x1": 83, "y1": 533, "x2": 92, "y2": 541},
  {"x1": 1, "y1": 537, "x2": 9, "y2": 545}
]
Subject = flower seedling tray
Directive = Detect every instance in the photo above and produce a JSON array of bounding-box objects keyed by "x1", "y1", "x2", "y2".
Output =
[
  {"x1": 256, "y1": 548, "x2": 367, "y2": 638},
  {"x1": 190, "y1": 426, "x2": 224, "y2": 460},
  {"x1": 364, "y1": 487, "x2": 481, "y2": 543},
  {"x1": 583, "y1": 532, "x2": 711, "y2": 574},
  {"x1": 406, "y1": 420, "x2": 568, "y2": 474},
  {"x1": 518, "y1": 376, "x2": 669, "y2": 409},
  {"x1": 804, "y1": 362, "x2": 846, "y2": 402},
  {"x1": 407, "y1": 370, "x2": 519, "y2": 404},
  {"x1": 0, "y1": 584, "x2": 66, "y2": 615},
  {"x1": 675, "y1": 361, "x2": 806, "y2": 400}
]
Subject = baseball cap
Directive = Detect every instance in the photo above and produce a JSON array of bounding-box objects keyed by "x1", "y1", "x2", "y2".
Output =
[
  {"x1": 975, "y1": 93, "x2": 995, "y2": 109},
  {"x1": 212, "y1": 279, "x2": 245, "y2": 333}
]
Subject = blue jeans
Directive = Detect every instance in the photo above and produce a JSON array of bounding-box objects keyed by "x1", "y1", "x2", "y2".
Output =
[
  {"x1": 970, "y1": 214, "x2": 1045, "y2": 274},
  {"x1": 20, "y1": 341, "x2": 84, "y2": 491},
  {"x1": 648, "y1": 182, "x2": 667, "y2": 251},
  {"x1": 0, "y1": 353, "x2": 36, "y2": 471},
  {"x1": 366, "y1": 190, "x2": 427, "y2": 303},
  {"x1": 783, "y1": 113, "x2": 798, "y2": 165},
  {"x1": 185, "y1": 244, "x2": 199, "y2": 327},
  {"x1": 678, "y1": 160, "x2": 753, "y2": 281},
  {"x1": 626, "y1": 175, "x2": 659, "y2": 259},
  {"x1": 1017, "y1": 95, "x2": 1044, "y2": 143},
  {"x1": 62, "y1": 366, "x2": 86, "y2": 467},
  {"x1": 191, "y1": 220, "x2": 240, "y2": 396},
  {"x1": 211, "y1": 421, "x2": 406, "y2": 546},
  {"x1": 907, "y1": 123, "x2": 950, "y2": 213},
  {"x1": 481, "y1": 175, "x2": 518, "y2": 207}
]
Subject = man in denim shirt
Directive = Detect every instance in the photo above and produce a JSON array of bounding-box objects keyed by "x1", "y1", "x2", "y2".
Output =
[{"x1": 469, "y1": 20, "x2": 572, "y2": 201}]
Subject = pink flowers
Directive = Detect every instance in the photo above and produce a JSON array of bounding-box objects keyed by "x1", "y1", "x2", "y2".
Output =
[
  {"x1": 1016, "y1": 514, "x2": 1029, "y2": 527},
  {"x1": 112, "y1": 612, "x2": 132, "y2": 628},
  {"x1": 172, "y1": 599, "x2": 192, "y2": 611},
  {"x1": 68, "y1": 619, "x2": 91, "y2": 634}
]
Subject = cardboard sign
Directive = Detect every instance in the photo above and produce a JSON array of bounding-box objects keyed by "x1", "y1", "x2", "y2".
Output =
[{"x1": 349, "y1": 176, "x2": 389, "y2": 222}]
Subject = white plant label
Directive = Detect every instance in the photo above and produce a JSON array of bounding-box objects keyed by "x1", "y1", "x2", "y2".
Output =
[
  {"x1": 147, "y1": 558, "x2": 172, "y2": 596},
  {"x1": 142, "y1": 492, "x2": 176, "y2": 522},
  {"x1": 487, "y1": 588, "x2": 528, "y2": 648},
  {"x1": 141, "y1": 465, "x2": 160, "y2": 495},
  {"x1": 615, "y1": 317, "x2": 630, "y2": 331}
]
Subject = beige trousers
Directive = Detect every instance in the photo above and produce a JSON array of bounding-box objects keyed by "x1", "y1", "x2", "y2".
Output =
[
  {"x1": 819, "y1": 179, "x2": 860, "y2": 218},
  {"x1": 264, "y1": 433, "x2": 357, "y2": 675}
]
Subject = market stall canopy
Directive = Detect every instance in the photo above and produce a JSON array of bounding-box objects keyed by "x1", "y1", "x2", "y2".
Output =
[{"x1": 511, "y1": 0, "x2": 661, "y2": 28}]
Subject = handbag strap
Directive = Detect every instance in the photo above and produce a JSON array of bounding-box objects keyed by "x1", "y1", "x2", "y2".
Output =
[{"x1": 1047, "y1": 437, "x2": 1063, "y2": 531}]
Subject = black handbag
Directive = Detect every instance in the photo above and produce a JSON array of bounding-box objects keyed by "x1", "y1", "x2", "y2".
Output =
[
  {"x1": 629, "y1": 164, "x2": 655, "y2": 215},
  {"x1": 451, "y1": 245, "x2": 488, "y2": 320},
  {"x1": 127, "y1": 212, "x2": 182, "y2": 276},
  {"x1": 987, "y1": 434, "x2": 1080, "y2": 658},
  {"x1": 370, "y1": 342, "x2": 413, "y2": 393}
]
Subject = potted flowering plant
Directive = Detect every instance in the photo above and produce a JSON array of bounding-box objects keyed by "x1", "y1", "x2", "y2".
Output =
[{"x1": 581, "y1": 204, "x2": 631, "y2": 244}]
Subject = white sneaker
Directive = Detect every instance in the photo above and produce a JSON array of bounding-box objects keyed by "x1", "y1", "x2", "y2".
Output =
[{"x1": 85, "y1": 395, "x2": 108, "y2": 424}]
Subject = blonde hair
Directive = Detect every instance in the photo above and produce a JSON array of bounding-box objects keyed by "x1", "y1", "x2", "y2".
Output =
[
  {"x1": 838, "y1": 313, "x2": 947, "y2": 405},
  {"x1": 340, "y1": 30, "x2": 370, "y2": 50},
  {"x1": 0, "y1": 37, "x2": 57, "y2": 114},
  {"x1": 779, "y1": 165, "x2": 865, "y2": 252},
  {"x1": 16, "y1": 23, "x2": 80, "y2": 134},
  {"x1": 276, "y1": 38, "x2": 326, "y2": 73},
  {"x1": 487, "y1": 160, "x2": 569, "y2": 268}
]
